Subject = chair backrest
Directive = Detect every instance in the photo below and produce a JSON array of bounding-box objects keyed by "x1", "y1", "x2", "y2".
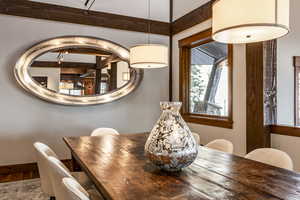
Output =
[
  {"x1": 33, "y1": 142, "x2": 58, "y2": 196},
  {"x1": 47, "y1": 156, "x2": 73, "y2": 200},
  {"x1": 245, "y1": 148, "x2": 293, "y2": 170},
  {"x1": 192, "y1": 132, "x2": 200, "y2": 145},
  {"x1": 205, "y1": 139, "x2": 233, "y2": 153},
  {"x1": 62, "y1": 178, "x2": 90, "y2": 200},
  {"x1": 91, "y1": 128, "x2": 119, "y2": 137}
]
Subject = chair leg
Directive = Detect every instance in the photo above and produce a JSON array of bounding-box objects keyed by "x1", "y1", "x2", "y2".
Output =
[{"x1": 50, "y1": 197, "x2": 56, "y2": 200}]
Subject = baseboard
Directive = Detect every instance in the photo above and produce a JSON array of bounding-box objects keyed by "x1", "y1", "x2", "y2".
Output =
[{"x1": 0, "y1": 159, "x2": 72, "y2": 183}]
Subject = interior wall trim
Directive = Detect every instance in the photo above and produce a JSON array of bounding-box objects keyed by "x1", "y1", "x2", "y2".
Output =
[
  {"x1": 271, "y1": 125, "x2": 300, "y2": 138},
  {"x1": 246, "y1": 42, "x2": 271, "y2": 153},
  {"x1": 0, "y1": 0, "x2": 214, "y2": 37},
  {"x1": 0, "y1": 159, "x2": 72, "y2": 183},
  {"x1": 172, "y1": 1, "x2": 212, "y2": 35},
  {"x1": 0, "y1": 0, "x2": 170, "y2": 36}
]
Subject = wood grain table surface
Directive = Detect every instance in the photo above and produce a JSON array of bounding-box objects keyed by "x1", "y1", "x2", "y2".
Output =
[{"x1": 64, "y1": 133, "x2": 300, "y2": 200}]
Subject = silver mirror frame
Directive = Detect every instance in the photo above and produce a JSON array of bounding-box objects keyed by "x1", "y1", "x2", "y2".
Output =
[{"x1": 14, "y1": 36, "x2": 143, "y2": 106}]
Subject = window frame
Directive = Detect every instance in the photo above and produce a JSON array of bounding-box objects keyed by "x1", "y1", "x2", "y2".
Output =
[{"x1": 179, "y1": 28, "x2": 233, "y2": 129}]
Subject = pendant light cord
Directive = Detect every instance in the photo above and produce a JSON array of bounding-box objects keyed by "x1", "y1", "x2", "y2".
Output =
[
  {"x1": 88, "y1": 0, "x2": 96, "y2": 11},
  {"x1": 147, "y1": 0, "x2": 151, "y2": 44},
  {"x1": 85, "y1": 0, "x2": 96, "y2": 13}
]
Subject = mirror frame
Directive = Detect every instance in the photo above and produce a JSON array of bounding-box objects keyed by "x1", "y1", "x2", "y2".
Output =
[{"x1": 14, "y1": 36, "x2": 143, "y2": 106}]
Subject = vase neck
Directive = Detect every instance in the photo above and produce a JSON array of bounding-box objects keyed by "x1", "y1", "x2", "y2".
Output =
[{"x1": 160, "y1": 102, "x2": 182, "y2": 113}]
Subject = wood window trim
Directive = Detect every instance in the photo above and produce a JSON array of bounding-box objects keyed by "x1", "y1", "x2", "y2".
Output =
[
  {"x1": 270, "y1": 125, "x2": 300, "y2": 138},
  {"x1": 179, "y1": 29, "x2": 233, "y2": 129}
]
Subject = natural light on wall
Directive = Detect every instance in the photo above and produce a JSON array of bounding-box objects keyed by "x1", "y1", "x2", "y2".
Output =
[{"x1": 212, "y1": 0, "x2": 290, "y2": 44}]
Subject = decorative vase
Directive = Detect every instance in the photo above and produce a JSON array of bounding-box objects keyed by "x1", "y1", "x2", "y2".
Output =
[{"x1": 145, "y1": 102, "x2": 198, "y2": 171}]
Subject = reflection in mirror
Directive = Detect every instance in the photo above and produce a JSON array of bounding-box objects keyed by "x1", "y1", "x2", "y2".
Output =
[
  {"x1": 29, "y1": 48, "x2": 131, "y2": 96},
  {"x1": 15, "y1": 36, "x2": 143, "y2": 106},
  {"x1": 189, "y1": 41, "x2": 229, "y2": 117}
]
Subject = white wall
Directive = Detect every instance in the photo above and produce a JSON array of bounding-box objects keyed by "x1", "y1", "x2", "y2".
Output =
[
  {"x1": 173, "y1": 0, "x2": 210, "y2": 21},
  {"x1": 271, "y1": 134, "x2": 300, "y2": 171},
  {"x1": 172, "y1": 19, "x2": 247, "y2": 156},
  {"x1": 273, "y1": 0, "x2": 300, "y2": 172},
  {"x1": 29, "y1": 67, "x2": 61, "y2": 92},
  {"x1": 117, "y1": 61, "x2": 130, "y2": 88},
  {"x1": 0, "y1": 14, "x2": 169, "y2": 165}
]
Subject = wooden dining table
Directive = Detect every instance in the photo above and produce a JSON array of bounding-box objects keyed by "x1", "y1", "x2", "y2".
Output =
[{"x1": 64, "y1": 133, "x2": 300, "y2": 200}]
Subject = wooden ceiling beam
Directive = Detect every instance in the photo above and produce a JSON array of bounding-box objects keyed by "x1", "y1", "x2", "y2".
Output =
[
  {"x1": 172, "y1": 1, "x2": 212, "y2": 35},
  {"x1": 31, "y1": 61, "x2": 96, "y2": 69},
  {"x1": 0, "y1": 0, "x2": 170, "y2": 36},
  {"x1": 61, "y1": 68, "x2": 87, "y2": 74},
  {"x1": 101, "y1": 55, "x2": 122, "y2": 67},
  {"x1": 52, "y1": 48, "x2": 112, "y2": 57}
]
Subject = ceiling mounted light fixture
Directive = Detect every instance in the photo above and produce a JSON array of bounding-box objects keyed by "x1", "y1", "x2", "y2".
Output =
[
  {"x1": 212, "y1": 0, "x2": 290, "y2": 44},
  {"x1": 130, "y1": 0, "x2": 168, "y2": 68}
]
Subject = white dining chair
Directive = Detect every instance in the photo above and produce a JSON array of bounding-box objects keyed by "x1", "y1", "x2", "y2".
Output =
[
  {"x1": 245, "y1": 148, "x2": 293, "y2": 170},
  {"x1": 47, "y1": 156, "x2": 74, "y2": 200},
  {"x1": 205, "y1": 139, "x2": 233, "y2": 153},
  {"x1": 192, "y1": 132, "x2": 201, "y2": 145},
  {"x1": 62, "y1": 177, "x2": 90, "y2": 200},
  {"x1": 62, "y1": 178, "x2": 104, "y2": 200},
  {"x1": 34, "y1": 142, "x2": 92, "y2": 198},
  {"x1": 33, "y1": 142, "x2": 59, "y2": 198},
  {"x1": 47, "y1": 156, "x2": 102, "y2": 200},
  {"x1": 90, "y1": 128, "x2": 119, "y2": 137}
]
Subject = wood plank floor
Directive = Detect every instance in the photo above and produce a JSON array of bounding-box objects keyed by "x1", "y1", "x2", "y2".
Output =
[{"x1": 0, "y1": 160, "x2": 73, "y2": 183}]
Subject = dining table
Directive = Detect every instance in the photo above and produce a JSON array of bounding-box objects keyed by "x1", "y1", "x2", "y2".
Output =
[{"x1": 63, "y1": 133, "x2": 300, "y2": 200}]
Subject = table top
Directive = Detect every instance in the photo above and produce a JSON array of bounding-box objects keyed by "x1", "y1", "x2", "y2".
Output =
[{"x1": 64, "y1": 133, "x2": 300, "y2": 200}]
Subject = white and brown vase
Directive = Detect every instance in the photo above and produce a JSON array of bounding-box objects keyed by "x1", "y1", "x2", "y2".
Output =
[{"x1": 145, "y1": 102, "x2": 198, "y2": 171}]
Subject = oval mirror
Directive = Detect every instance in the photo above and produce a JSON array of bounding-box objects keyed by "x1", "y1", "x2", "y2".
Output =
[{"x1": 14, "y1": 36, "x2": 143, "y2": 106}]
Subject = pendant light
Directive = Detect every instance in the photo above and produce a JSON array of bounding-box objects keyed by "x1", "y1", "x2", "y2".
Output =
[
  {"x1": 212, "y1": 0, "x2": 290, "y2": 44},
  {"x1": 130, "y1": 0, "x2": 168, "y2": 68}
]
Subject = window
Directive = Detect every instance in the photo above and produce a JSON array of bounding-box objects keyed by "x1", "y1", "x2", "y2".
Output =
[
  {"x1": 179, "y1": 29, "x2": 233, "y2": 129},
  {"x1": 294, "y1": 57, "x2": 300, "y2": 126}
]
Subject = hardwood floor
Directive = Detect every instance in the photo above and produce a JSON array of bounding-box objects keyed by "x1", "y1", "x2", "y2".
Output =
[
  {"x1": 0, "y1": 171, "x2": 39, "y2": 183},
  {"x1": 0, "y1": 160, "x2": 73, "y2": 183}
]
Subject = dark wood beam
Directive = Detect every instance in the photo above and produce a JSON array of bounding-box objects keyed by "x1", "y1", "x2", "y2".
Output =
[
  {"x1": 31, "y1": 61, "x2": 96, "y2": 69},
  {"x1": 172, "y1": 1, "x2": 212, "y2": 35},
  {"x1": 52, "y1": 48, "x2": 112, "y2": 57},
  {"x1": 246, "y1": 42, "x2": 271, "y2": 153},
  {"x1": 95, "y1": 56, "x2": 102, "y2": 94},
  {"x1": 109, "y1": 62, "x2": 118, "y2": 91},
  {"x1": 0, "y1": 0, "x2": 170, "y2": 36},
  {"x1": 61, "y1": 68, "x2": 87, "y2": 74}
]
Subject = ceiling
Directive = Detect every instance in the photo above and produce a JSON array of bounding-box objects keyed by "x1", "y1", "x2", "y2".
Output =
[
  {"x1": 30, "y1": 0, "x2": 170, "y2": 22},
  {"x1": 173, "y1": 0, "x2": 210, "y2": 21}
]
